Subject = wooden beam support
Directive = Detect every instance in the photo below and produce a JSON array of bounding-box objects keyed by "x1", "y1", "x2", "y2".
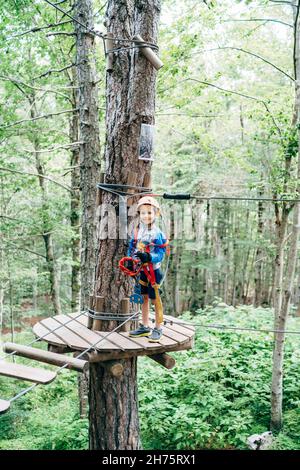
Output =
[
  {"x1": 87, "y1": 294, "x2": 94, "y2": 330},
  {"x1": 48, "y1": 344, "x2": 72, "y2": 354},
  {"x1": 119, "y1": 298, "x2": 132, "y2": 332},
  {"x1": 3, "y1": 342, "x2": 88, "y2": 373},
  {"x1": 148, "y1": 352, "x2": 176, "y2": 369},
  {"x1": 103, "y1": 361, "x2": 124, "y2": 378},
  {"x1": 126, "y1": 171, "x2": 137, "y2": 207},
  {"x1": 105, "y1": 32, "x2": 114, "y2": 73},
  {"x1": 133, "y1": 34, "x2": 163, "y2": 70},
  {"x1": 143, "y1": 173, "x2": 152, "y2": 190},
  {"x1": 92, "y1": 295, "x2": 104, "y2": 331},
  {"x1": 86, "y1": 338, "x2": 193, "y2": 362}
]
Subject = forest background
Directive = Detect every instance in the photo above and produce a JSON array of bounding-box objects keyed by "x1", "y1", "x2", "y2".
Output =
[{"x1": 0, "y1": 0, "x2": 300, "y2": 450}]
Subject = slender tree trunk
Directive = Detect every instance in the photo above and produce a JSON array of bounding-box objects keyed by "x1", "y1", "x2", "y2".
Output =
[
  {"x1": 30, "y1": 97, "x2": 61, "y2": 315},
  {"x1": 74, "y1": 0, "x2": 101, "y2": 419},
  {"x1": 74, "y1": 0, "x2": 101, "y2": 312},
  {"x1": 296, "y1": 268, "x2": 300, "y2": 316},
  {"x1": 0, "y1": 176, "x2": 5, "y2": 337},
  {"x1": 270, "y1": 208, "x2": 289, "y2": 430},
  {"x1": 164, "y1": 202, "x2": 178, "y2": 313},
  {"x1": 69, "y1": 68, "x2": 81, "y2": 312},
  {"x1": 7, "y1": 259, "x2": 15, "y2": 362},
  {"x1": 32, "y1": 240, "x2": 38, "y2": 312},
  {"x1": 91, "y1": 0, "x2": 161, "y2": 450},
  {"x1": 254, "y1": 195, "x2": 264, "y2": 307},
  {"x1": 271, "y1": 1, "x2": 300, "y2": 430},
  {"x1": 271, "y1": 205, "x2": 299, "y2": 430}
]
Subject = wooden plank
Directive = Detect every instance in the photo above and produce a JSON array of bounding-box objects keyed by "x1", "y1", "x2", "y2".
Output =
[
  {"x1": 86, "y1": 338, "x2": 193, "y2": 362},
  {"x1": 0, "y1": 399, "x2": 10, "y2": 414},
  {"x1": 0, "y1": 362, "x2": 56, "y2": 384},
  {"x1": 69, "y1": 312, "x2": 88, "y2": 327},
  {"x1": 33, "y1": 322, "x2": 64, "y2": 347},
  {"x1": 120, "y1": 333, "x2": 162, "y2": 351},
  {"x1": 65, "y1": 315, "x2": 146, "y2": 352},
  {"x1": 39, "y1": 318, "x2": 77, "y2": 349},
  {"x1": 64, "y1": 314, "x2": 123, "y2": 350},
  {"x1": 3, "y1": 342, "x2": 88, "y2": 373},
  {"x1": 160, "y1": 326, "x2": 188, "y2": 343},
  {"x1": 92, "y1": 331, "x2": 143, "y2": 351},
  {"x1": 50, "y1": 315, "x2": 93, "y2": 347},
  {"x1": 164, "y1": 322, "x2": 194, "y2": 338},
  {"x1": 155, "y1": 334, "x2": 177, "y2": 347},
  {"x1": 58, "y1": 314, "x2": 121, "y2": 351},
  {"x1": 60, "y1": 314, "x2": 144, "y2": 351},
  {"x1": 41, "y1": 317, "x2": 91, "y2": 350}
]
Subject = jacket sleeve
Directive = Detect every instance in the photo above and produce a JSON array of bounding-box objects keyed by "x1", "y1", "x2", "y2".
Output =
[
  {"x1": 150, "y1": 232, "x2": 167, "y2": 265},
  {"x1": 127, "y1": 236, "x2": 135, "y2": 257}
]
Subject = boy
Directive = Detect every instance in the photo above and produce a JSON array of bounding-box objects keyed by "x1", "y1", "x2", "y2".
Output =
[{"x1": 128, "y1": 196, "x2": 167, "y2": 342}]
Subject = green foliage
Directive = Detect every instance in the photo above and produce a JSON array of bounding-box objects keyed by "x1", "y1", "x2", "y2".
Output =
[
  {"x1": 138, "y1": 305, "x2": 300, "y2": 450},
  {"x1": 0, "y1": 366, "x2": 88, "y2": 450},
  {"x1": 0, "y1": 307, "x2": 300, "y2": 449}
]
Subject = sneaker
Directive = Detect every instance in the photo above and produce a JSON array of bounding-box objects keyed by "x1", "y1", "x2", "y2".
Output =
[
  {"x1": 148, "y1": 327, "x2": 163, "y2": 342},
  {"x1": 129, "y1": 324, "x2": 151, "y2": 337}
]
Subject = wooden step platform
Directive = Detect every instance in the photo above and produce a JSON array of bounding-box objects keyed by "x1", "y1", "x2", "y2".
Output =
[
  {"x1": 0, "y1": 399, "x2": 10, "y2": 414},
  {"x1": 33, "y1": 312, "x2": 195, "y2": 361},
  {"x1": 0, "y1": 361, "x2": 56, "y2": 384},
  {"x1": 2, "y1": 342, "x2": 88, "y2": 373}
]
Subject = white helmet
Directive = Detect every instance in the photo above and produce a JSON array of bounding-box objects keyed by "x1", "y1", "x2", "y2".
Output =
[{"x1": 136, "y1": 195, "x2": 160, "y2": 211}]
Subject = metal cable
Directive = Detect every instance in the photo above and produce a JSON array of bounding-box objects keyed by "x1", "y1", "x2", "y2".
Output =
[
  {"x1": 97, "y1": 182, "x2": 300, "y2": 204},
  {"x1": 87, "y1": 308, "x2": 140, "y2": 321},
  {"x1": 163, "y1": 318, "x2": 300, "y2": 336},
  {"x1": 8, "y1": 309, "x2": 140, "y2": 405},
  {"x1": 0, "y1": 310, "x2": 88, "y2": 362},
  {"x1": 42, "y1": 0, "x2": 159, "y2": 51},
  {"x1": 97, "y1": 184, "x2": 170, "y2": 287}
]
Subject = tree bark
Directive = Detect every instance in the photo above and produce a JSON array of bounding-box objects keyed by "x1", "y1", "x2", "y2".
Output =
[
  {"x1": 74, "y1": 0, "x2": 101, "y2": 312},
  {"x1": 254, "y1": 192, "x2": 264, "y2": 307},
  {"x1": 69, "y1": 67, "x2": 81, "y2": 312},
  {"x1": 74, "y1": 0, "x2": 101, "y2": 420},
  {"x1": 90, "y1": 0, "x2": 162, "y2": 450}
]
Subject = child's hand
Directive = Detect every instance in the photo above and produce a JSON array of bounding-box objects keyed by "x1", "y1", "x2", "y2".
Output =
[
  {"x1": 136, "y1": 252, "x2": 152, "y2": 263},
  {"x1": 126, "y1": 259, "x2": 134, "y2": 271}
]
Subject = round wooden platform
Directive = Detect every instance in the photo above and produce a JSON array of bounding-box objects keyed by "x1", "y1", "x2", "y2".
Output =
[{"x1": 33, "y1": 312, "x2": 195, "y2": 360}]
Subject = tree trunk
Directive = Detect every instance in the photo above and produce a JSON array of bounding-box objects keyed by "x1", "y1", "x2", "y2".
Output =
[
  {"x1": 271, "y1": 2, "x2": 300, "y2": 430},
  {"x1": 69, "y1": 68, "x2": 81, "y2": 312},
  {"x1": 254, "y1": 195, "x2": 264, "y2": 307},
  {"x1": 30, "y1": 97, "x2": 62, "y2": 315},
  {"x1": 90, "y1": 0, "x2": 161, "y2": 450},
  {"x1": 74, "y1": 0, "x2": 101, "y2": 419},
  {"x1": 164, "y1": 202, "x2": 179, "y2": 314},
  {"x1": 271, "y1": 204, "x2": 300, "y2": 430},
  {"x1": 74, "y1": 0, "x2": 101, "y2": 312}
]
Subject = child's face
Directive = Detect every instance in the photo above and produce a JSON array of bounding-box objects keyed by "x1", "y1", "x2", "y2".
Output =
[{"x1": 139, "y1": 204, "x2": 156, "y2": 225}]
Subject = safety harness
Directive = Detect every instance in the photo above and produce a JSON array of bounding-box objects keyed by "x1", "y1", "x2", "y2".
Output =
[{"x1": 119, "y1": 225, "x2": 169, "y2": 324}]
